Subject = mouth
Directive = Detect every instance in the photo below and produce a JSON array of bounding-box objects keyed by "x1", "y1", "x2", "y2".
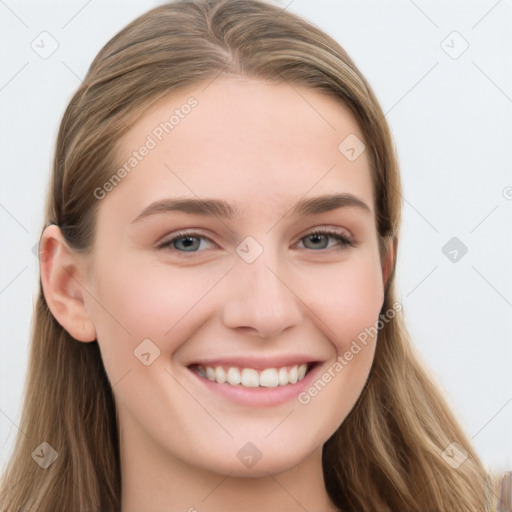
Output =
[
  {"x1": 188, "y1": 361, "x2": 320, "y2": 388},
  {"x1": 185, "y1": 355, "x2": 325, "y2": 407}
]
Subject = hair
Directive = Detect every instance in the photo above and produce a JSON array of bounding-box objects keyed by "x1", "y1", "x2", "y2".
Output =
[{"x1": 0, "y1": 1, "x2": 496, "y2": 510}]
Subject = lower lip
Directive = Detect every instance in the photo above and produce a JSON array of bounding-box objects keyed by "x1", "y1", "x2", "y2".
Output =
[{"x1": 187, "y1": 364, "x2": 322, "y2": 407}]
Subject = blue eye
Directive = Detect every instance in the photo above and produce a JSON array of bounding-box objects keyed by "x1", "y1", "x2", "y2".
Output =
[
  {"x1": 299, "y1": 229, "x2": 354, "y2": 250},
  {"x1": 158, "y1": 231, "x2": 214, "y2": 252},
  {"x1": 157, "y1": 229, "x2": 354, "y2": 254}
]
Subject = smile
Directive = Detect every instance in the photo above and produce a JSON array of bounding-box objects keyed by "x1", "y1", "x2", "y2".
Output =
[{"x1": 190, "y1": 363, "x2": 310, "y2": 388}]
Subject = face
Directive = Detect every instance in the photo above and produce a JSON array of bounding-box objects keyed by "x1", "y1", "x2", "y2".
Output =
[{"x1": 79, "y1": 77, "x2": 388, "y2": 476}]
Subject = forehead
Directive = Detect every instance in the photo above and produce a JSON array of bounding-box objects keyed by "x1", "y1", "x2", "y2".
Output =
[{"x1": 100, "y1": 77, "x2": 374, "y2": 225}]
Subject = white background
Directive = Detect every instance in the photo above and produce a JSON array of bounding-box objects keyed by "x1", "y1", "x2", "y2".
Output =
[{"x1": 1, "y1": 0, "x2": 511, "y2": 473}]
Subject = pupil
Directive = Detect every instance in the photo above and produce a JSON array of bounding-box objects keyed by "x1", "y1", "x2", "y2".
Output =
[
  {"x1": 179, "y1": 237, "x2": 198, "y2": 250},
  {"x1": 307, "y1": 234, "x2": 327, "y2": 249}
]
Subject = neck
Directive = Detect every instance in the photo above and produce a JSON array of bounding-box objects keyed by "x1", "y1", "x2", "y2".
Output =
[{"x1": 119, "y1": 419, "x2": 340, "y2": 512}]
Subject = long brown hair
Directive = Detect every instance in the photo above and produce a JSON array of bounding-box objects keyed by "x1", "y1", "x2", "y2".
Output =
[{"x1": 0, "y1": 1, "x2": 495, "y2": 510}]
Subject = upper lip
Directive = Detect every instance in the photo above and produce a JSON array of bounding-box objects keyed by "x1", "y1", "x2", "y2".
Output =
[{"x1": 188, "y1": 356, "x2": 322, "y2": 370}]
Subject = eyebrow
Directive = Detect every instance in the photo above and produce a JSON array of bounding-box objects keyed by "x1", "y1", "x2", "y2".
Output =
[{"x1": 130, "y1": 193, "x2": 372, "y2": 224}]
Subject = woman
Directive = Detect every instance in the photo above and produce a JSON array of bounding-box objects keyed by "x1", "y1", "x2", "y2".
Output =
[{"x1": 0, "y1": 0, "x2": 499, "y2": 510}]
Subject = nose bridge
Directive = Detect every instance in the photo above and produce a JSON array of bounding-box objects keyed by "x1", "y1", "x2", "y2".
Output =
[
  {"x1": 243, "y1": 252, "x2": 286, "y2": 305},
  {"x1": 221, "y1": 235, "x2": 302, "y2": 337}
]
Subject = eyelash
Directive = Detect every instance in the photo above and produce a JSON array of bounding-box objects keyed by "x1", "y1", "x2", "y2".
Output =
[{"x1": 156, "y1": 228, "x2": 355, "y2": 254}]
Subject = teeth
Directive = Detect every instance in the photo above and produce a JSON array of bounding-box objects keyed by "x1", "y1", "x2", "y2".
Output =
[
  {"x1": 215, "y1": 366, "x2": 226, "y2": 384},
  {"x1": 259, "y1": 368, "x2": 279, "y2": 387},
  {"x1": 288, "y1": 366, "x2": 298, "y2": 384},
  {"x1": 241, "y1": 369, "x2": 259, "y2": 387},
  {"x1": 278, "y1": 367, "x2": 289, "y2": 386},
  {"x1": 194, "y1": 363, "x2": 310, "y2": 388},
  {"x1": 227, "y1": 367, "x2": 241, "y2": 385}
]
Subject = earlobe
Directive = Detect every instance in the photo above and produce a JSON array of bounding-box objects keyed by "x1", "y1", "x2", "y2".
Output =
[{"x1": 39, "y1": 225, "x2": 97, "y2": 342}]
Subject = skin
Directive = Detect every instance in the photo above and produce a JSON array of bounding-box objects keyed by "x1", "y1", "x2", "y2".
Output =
[{"x1": 41, "y1": 77, "x2": 394, "y2": 512}]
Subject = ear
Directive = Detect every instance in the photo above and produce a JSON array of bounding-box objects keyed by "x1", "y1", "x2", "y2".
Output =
[
  {"x1": 381, "y1": 235, "x2": 397, "y2": 290},
  {"x1": 39, "y1": 224, "x2": 97, "y2": 342}
]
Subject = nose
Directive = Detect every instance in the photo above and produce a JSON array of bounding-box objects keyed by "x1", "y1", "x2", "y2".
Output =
[{"x1": 221, "y1": 244, "x2": 303, "y2": 339}]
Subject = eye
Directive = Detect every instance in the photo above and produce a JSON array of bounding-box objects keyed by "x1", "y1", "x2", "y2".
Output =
[
  {"x1": 157, "y1": 231, "x2": 215, "y2": 253},
  {"x1": 297, "y1": 228, "x2": 354, "y2": 251}
]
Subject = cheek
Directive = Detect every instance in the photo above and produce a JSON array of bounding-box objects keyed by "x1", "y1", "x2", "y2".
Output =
[
  {"x1": 301, "y1": 250, "x2": 385, "y2": 350},
  {"x1": 293, "y1": 252, "x2": 384, "y2": 428},
  {"x1": 88, "y1": 256, "x2": 226, "y2": 359}
]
